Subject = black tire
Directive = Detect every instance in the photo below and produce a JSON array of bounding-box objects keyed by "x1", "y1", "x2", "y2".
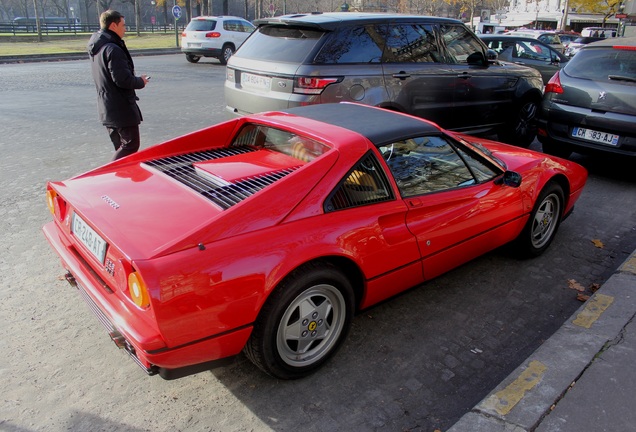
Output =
[
  {"x1": 498, "y1": 97, "x2": 540, "y2": 147},
  {"x1": 244, "y1": 262, "x2": 354, "y2": 379},
  {"x1": 185, "y1": 54, "x2": 201, "y2": 63},
  {"x1": 220, "y1": 44, "x2": 235, "y2": 65},
  {"x1": 515, "y1": 182, "x2": 564, "y2": 257},
  {"x1": 540, "y1": 137, "x2": 572, "y2": 159}
]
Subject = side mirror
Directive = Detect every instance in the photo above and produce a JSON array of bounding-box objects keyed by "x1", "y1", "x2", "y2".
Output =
[
  {"x1": 467, "y1": 51, "x2": 488, "y2": 66},
  {"x1": 486, "y1": 49, "x2": 498, "y2": 61},
  {"x1": 495, "y1": 171, "x2": 522, "y2": 187}
]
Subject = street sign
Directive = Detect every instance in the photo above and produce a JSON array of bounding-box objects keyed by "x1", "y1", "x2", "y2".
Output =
[
  {"x1": 616, "y1": 13, "x2": 627, "y2": 18},
  {"x1": 172, "y1": 5, "x2": 182, "y2": 20}
]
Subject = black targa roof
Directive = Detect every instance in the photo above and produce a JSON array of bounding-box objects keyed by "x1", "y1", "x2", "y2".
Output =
[{"x1": 282, "y1": 103, "x2": 441, "y2": 146}]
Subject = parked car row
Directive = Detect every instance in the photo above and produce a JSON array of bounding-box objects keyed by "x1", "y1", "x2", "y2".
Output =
[
  {"x1": 182, "y1": 13, "x2": 634, "y2": 162},
  {"x1": 224, "y1": 13, "x2": 544, "y2": 147}
]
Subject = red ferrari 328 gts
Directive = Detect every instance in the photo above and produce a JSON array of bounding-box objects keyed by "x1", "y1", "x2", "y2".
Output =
[{"x1": 43, "y1": 103, "x2": 587, "y2": 379}]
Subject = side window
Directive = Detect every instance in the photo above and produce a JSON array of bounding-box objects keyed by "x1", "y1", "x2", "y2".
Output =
[
  {"x1": 324, "y1": 152, "x2": 393, "y2": 212},
  {"x1": 453, "y1": 146, "x2": 498, "y2": 183},
  {"x1": 379, "y1": 136, "x2": 476, "y2": 197},
  {"x1": 241, "y1": 21, "x2": 255, "y2": 33},
  {"x1": 516, "y1": 41, "x2": 551, "y2": 61},
  {"x1": 486, "y1": 40, "x2": 501, "y2": 53},
  {"x1": 439, "y1": 24, "x2": 485, "y2": 64},
  {"x1": 381, "y1": 23, "x2": 442, "y2": 63},
  {"x1": 314, "y1": 25, "x2": 384, "y2": 64}
]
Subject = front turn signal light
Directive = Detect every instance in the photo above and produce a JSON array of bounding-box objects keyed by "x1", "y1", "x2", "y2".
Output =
[{"x1": 129, "y1": 272, "x2": 150, "y2": 308}]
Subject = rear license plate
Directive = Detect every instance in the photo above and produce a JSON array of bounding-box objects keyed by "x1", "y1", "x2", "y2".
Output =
[
  {"x1": 571, "y1": 127, "x2": 619, "y2": 146},
  {"x1": 241, "y1": 72, "x2": 271, "y2": 91},
  {"x1": 72, "y1": 213, "x2": 107, "y2": 263},
  {"x1": 188, "y1": 43, "x2": 202, "y2": 48}
]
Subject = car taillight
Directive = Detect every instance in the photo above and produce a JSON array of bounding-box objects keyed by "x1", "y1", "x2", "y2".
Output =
[
  {"x1": 46, "y1": 188, "x2": 67, "y2": 221},
  {"x1": 613, "y1": 45, "x2": 636, "y2": 51},
  {"x1": 129, "y1": 271, "x2": 150, "y2": 308},
  {"x1": 205, "y1": 32, "x2": 221, "y2": 38},
  {"x1": 545, "y1": 71, "x2": 564, "y2": 94},
  {"x1": 181, "y1": 31, "x2": 186, "y2": 37},
  {"x1": 294, "y1": 77, "x2": 341, "y2": 95}
]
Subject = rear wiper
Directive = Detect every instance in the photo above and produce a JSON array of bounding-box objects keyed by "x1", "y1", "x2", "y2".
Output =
[{"x1": 608, "y1": 75, "x2": 636, "y2": 83}]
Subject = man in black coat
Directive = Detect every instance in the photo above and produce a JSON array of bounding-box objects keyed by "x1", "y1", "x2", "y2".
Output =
[{"x1": 88, "y1": 10, "x2": 150, "y2": 160}]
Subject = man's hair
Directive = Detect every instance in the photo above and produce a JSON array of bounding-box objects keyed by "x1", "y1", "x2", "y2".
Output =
[{"x1": 100, "y1": 10, "x2": 124, "y2": 30}]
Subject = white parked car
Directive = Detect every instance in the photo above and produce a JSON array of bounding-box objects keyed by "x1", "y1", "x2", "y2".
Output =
[{"x1": 181, "y1": 16, "x2": 255, "y2": 65}]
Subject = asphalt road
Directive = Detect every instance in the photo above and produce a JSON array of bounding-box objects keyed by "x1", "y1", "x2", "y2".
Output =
[{"x1": 1, "y1": 54, "x2": 635, "y2": 432}]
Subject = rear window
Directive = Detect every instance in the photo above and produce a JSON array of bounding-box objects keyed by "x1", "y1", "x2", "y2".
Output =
[
  {"x1": 186, "y1": 19, "x2": 216, "y2": 31},
  {"x1": 234, "y1": 25, "x2": 325, "y2": 62},
  {"x1": 564, "y1": 46, "x2": 636, "y2": 81}
]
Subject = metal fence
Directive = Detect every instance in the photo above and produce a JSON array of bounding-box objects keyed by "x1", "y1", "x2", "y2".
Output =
[{"x1": 0, "y1": 22, "x2": 182, "y2": 35}]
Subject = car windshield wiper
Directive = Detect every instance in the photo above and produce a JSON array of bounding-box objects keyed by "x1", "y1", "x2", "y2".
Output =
[{"x1": 608, "y1": 75, "x2": 636, "y2": 83}]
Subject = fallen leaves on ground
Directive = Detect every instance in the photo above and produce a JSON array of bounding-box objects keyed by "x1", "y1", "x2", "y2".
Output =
[
  {"x1": 568, "y1": 279, "x2": 600, "y2": 302},
  {"x1": 568, "y1": 279, "x2": 586, "y2": 292},
  {"x1": 591, "y1": 239, "x2": 605, "y2": 248}
]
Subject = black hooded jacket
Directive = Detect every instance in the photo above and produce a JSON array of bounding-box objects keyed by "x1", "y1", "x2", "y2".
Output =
[{"x1": 87, "y1": 29, "x2": 145, "y2": 128}]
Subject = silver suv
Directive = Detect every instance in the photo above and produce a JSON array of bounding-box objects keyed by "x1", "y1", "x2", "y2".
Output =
[
  {"x1": 181, "y1": 16, "x2": 255, "y2": 65},
  {"x1": 225, "y1": 13, "x2": 544, "y2": 146}
]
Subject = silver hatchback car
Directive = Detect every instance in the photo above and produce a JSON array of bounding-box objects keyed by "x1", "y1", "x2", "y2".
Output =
[
  {"x1": 537, "y1": 37, "x2": 636, "y2": 158},
  {"x1": 225, "y1": 12, "x2": 544, "y2": 147}
]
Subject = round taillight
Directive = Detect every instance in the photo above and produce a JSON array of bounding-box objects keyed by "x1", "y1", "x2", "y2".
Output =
[{"x1": 129, "y1": 272, "x2": 150, "y2": 308}]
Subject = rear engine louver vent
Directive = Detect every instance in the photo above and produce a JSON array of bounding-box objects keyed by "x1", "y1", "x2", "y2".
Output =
[{"x1": 144, "y1": 147, "x2": 298, "y2": 210}]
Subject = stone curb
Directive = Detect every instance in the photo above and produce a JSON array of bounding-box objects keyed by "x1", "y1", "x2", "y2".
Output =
[
  {"x1": 0, "y1": 47, "x2": 181, "y2": 64},
  {"x1": 447, "y1": 249, "x2": 636, "y2": 432}
]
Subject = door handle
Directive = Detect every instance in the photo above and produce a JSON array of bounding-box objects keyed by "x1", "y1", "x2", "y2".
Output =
[
  {"x1": 407, "y1": 198, "x2": 422, "y2": 208},
  {"x1": 393, "y1": 71, "x2": 410, "y2": 80}
]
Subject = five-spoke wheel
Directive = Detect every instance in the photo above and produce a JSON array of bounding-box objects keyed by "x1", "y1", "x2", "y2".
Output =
[
  {"x1": 244, "y1": 262, "x2": 354, "y2": 379},
  {"x1": 516, "y1": 182, "x2": 564, "y2": 257}
]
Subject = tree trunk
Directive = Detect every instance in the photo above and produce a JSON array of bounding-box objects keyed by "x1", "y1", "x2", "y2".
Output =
[
  {"x1": 135, "y1": 0, "x2": 141, "y2": 35},
  {"x1": 32, "y1": 0, "x2": 43, "y2": 42}
]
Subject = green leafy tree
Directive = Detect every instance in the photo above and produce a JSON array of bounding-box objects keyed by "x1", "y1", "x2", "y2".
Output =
[{"x1": 570, "y1": 0, "x2": 621, "y2": 23}]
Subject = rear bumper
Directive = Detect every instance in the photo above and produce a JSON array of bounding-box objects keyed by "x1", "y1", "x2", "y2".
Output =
[
  {"x1": 181, "y1": 47, "x2": 222, "y2": 57},
  {"x1": 537, "y1": 105, "x2": 636, "y2": 156},
  {"x1": 43, "y1": 222, "x2": 252, "y2": 376}
]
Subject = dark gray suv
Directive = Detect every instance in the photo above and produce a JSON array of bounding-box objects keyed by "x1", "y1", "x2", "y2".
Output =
[{"x1": 224, "y1": 13, "x2": 544, "y2": 146}]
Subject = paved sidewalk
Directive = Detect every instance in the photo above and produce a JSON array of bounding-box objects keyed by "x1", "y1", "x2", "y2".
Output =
[{"x1": 449, "y1": 249, "x2": 636, "y2": 432}]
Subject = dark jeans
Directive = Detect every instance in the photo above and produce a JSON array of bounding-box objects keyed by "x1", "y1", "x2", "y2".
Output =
[{"x1": 107, "y1": 125, "x2": 140, "y2": 161}]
